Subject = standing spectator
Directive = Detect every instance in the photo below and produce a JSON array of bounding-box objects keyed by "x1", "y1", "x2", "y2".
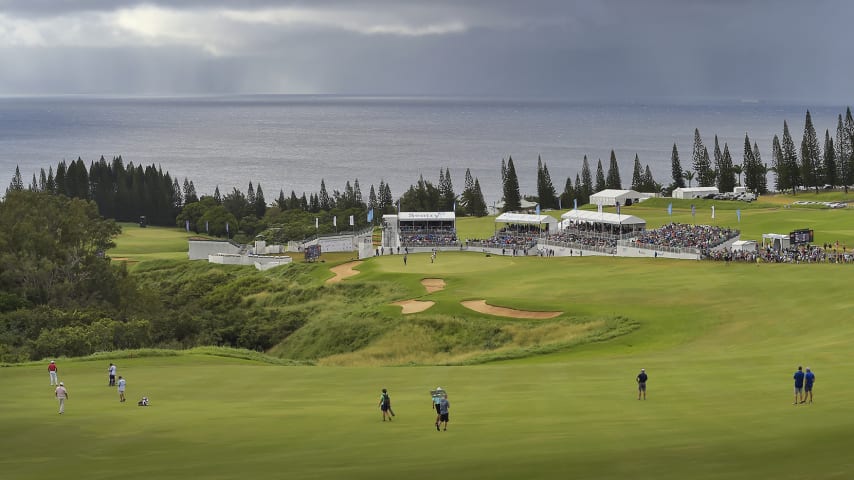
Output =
[
  {"x1": 48, "y1": 360, "x2": 58, "y2": 386},
  {"x1": 431, "y1": 387, "x2": 445, "y2": 429},
  {"x1": 793, "y1": 366, "x2": 805, "y2": 405},
  {"x1": 108, "y1": 363, "x2": 117, "y2": 387},
  {"x1": 55, "y1": 382, "x2": 68, "y2": 414},
  {"x1": 637, "y1": 368, "x2": 648, "y2": 400},
  {"x1": 379, "y1": 388, "x2": 393, "y2": 422},
  {"x1": 117, "y1": 376, "x2": 127, "y2": 402},
  {"x1": 803, "y1": 368, "x2": 816, "y2": 404},
  {"x1": 438, "y1": 395, "x2": 450, "y2": 431}
]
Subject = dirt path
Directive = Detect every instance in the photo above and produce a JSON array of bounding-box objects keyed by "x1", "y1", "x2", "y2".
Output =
[
  {"x1": 392, "y1": 299, "x2": 436, "y2": 314},
  {"x1": 421, "y1": 278, "x2": 446, "y2": 293},
  {"x1": 326, "y1": 261, "x2": 363, "y2": 284},
  {"x1": 460, "y1": 300, "x2": 562, "y2": 319}
]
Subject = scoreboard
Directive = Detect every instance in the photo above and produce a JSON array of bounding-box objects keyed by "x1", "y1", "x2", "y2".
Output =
[{"x1": 789, "y1": 229, "x2": 814, "y2": 245}]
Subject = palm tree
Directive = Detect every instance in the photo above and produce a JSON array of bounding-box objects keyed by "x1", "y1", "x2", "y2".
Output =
[
  {"x1": 732, "y1": 164, "x2": 744, "y2": 186},
  {"x1": 682, "y1": 170, "x2": 695, "y2": 188}
]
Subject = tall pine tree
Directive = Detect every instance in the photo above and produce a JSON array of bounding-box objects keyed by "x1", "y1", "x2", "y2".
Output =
[
  {"x1": 580, "y1": 155, "x2": 593, "y2": 204},
  {"x1": 595, "y1": 159, "x2": 606, "y2": 193},
  {"x1": 502, "y1": 156, "x2": 521, "y2": 212},
  {"x1": 823, "y1": 130, "x2": 837, "y2": 188},
  {"x1": 631, "y1": 154, "x2": 643, "y2": 191},
  {"x1": 605, "y1": 150, "x2": 622, "y2": 190},
  {"x1": 781, "y1": 121, "x2": 800, "y2": 194},
  {"x1": 800, "y1": 111, "x2": 822, "y2": 193},
  {"x1": 671, "y1": 143, "x2": 685, "y2": 188}
]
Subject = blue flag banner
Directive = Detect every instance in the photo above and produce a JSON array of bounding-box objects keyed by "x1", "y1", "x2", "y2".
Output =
[
  {"x1": 226, "y1": 222, "x2": 229, "y2": 233},
  {"x1": 573, "y1": 198, "x2": 578, "y2": 210},
  {"x1": 691, "y1": 204, "x2": 696, "y2": 217},
  {"x1": 736, "y1": 209, "x2": 741, "y2": 223},
  {"x1": 453, "y1": 201, "x2": 456, "y2": 212},
  {"x1": 667, "y1": 203, "x2": 672, "y2": 216},
  {"x1": 185, "y1": 219, "x2": 190, "y2": 232},
  {"x1": 367, "y1": 209, "x2": 374, "y2": 222},
  {"x1": 616, "y1": 202, "x2": 620, "y2": 215},
  {"x1": 536, "y1": 204, "x2": 541, "y2": 216},
  {"x1": 205, "y1": 221, "x2": 209, "y2": 233}
]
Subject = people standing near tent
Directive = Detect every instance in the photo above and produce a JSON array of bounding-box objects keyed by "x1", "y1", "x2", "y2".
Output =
[
  {"x1": 108, "y1": 363, "x2": 117, "y2": 386},
  {"x1": 793, "y1": 366, "x2": 805, "y2": 405},
  {"x1": 117, "y1": 376, "x2": 127, "y2": 402},
  {"x1": 48, "y1": 360, "x2": 58, "y2": 386},
  {"x1": 55, "y1": 382, "x2": 68, "y2": 414},
  {"x1": 636, "y1": 369, "x2": 648, "y2": 400},
  {"x1": 379, "y1": 388, "x2": 393, "y2": 421},
  {"x1": 803, "y1": 368, "x2": 816, "y2": 404}
]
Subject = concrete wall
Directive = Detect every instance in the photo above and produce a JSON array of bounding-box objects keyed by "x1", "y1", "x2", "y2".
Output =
[
  {"x1": 188, "y1": 240, "x2": 241, "y2": 260},
  {"x1": 208, "y1": 253, "x2": 292, "y2": 269}
]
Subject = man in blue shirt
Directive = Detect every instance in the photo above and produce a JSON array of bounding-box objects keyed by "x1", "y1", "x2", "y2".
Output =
[
  {"x1": 803, "y1": 368, "x2": 816, "y2": 404},
  {"x1": 438, "y1": 396, "x2": 450, "y2": 431},
  {"x1": 431, "y1": 387, "x2": 445, "y2": 430},
  {"x1": 793, "y1": 366, "x2": 805, "y2": 405}
]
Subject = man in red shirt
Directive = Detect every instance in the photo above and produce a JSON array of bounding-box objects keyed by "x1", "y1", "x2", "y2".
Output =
[{"x1": 48, "y1": 360, "x2": 58, "y2": 386}]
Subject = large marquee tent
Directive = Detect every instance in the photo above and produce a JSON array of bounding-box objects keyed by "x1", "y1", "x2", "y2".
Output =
[{"x1": 494, "y1": 212, "x2": 559, "y2": 233}]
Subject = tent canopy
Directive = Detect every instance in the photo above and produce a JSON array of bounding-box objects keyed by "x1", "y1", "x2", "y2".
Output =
[
  {"x1": 560, "y1": 209, "x2": 645, "y2": 226},
  {"x1": 589, "y1": 189, "x2": 646, "y2": 206}
]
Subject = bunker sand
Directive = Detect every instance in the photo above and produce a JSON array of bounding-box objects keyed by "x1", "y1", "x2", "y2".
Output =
[
  {"x1": 421, "y1": 278, "x2": 446, "y2": 293},
  {"x1": 392, "y1": 299, "x2": 436, "y2": 314},
  {"x1": 461, "y1": 300, "x2": 562, "y2": 319},
  {"x1": 326, "y1": 261, "x2": 363, "y2": 284}
]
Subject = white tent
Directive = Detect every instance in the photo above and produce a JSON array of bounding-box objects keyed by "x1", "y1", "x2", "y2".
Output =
[
  {"x1": 731, "y1": 240, "x2": 758, "y2": 252},
  {"x1": 672, "y1": 187, "x2": 719, "y2": 199},
  {"x1": 495, "y1": 212, "x2": 559, "y2": 233},
  {"x1": 762, "y1": 233, "x2": 790, "y2": 251},
  {"x1": 560, "y1": 209, "x2": 645, "y2": 227},
  {"x1": 589, "y1": 189, "x2": 649, "y2": 207}
]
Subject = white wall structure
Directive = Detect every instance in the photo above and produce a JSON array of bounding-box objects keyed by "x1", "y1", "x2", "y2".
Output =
[
  {"x1": 208, "y1": 253, "x2": 292, "y2": 270},
  {"x1": 188, "y1": 239, "x2": 241, "y2": 260},
  {"x1": 672, "y1": 187, "x2": 719, "y2": 199}
]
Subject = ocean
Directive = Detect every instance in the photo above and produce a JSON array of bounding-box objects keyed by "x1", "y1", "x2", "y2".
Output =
[{"x1": 0, "y1": 95, "x2": 848, "y2": 205}]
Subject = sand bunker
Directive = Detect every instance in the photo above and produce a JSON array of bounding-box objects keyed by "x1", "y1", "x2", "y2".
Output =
[
  {"x1": 461, "y1": 300, "x2": 562, "y2": 319},
  {"x1": 392, "y1": 299, "x2": 435, "y2": 314},
  {"x1": 421, "y1": 278, "x2": 446, "y2": 293},
  {"x1": 326, "y1": 261, "x2": 363, "y2": 284}
]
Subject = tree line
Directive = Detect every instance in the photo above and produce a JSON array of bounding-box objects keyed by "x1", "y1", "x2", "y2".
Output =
[{"x1": 669, "y1": 108, "x2": 854, "y2": 195}]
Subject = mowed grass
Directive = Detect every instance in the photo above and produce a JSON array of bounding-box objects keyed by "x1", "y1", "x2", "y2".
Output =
[
  {"x1": 109, "y1": 222, "x2": 198, "y2": 265},
  {"x1": 4, "y1": 250, "x2": 854, "y2": 479},
  {"x1": 8, "y1": 203, "x2": 852, "y2": 479}
]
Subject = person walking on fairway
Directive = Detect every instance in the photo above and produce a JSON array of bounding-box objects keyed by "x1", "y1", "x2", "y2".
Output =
[
  {"x1": 803, "y1": 367, "x2": 816, "y2": 404},
  {"x1": 48, "y1": 360, "x2": 58, "y2": 386},
  {"x1": 55, "y1": 382, "x2": 68, "y2": 414},
  {"x1": 108, "y1": 363, "x2": 117, "y2": 387},
  {"x1": 432, "y1": 387, "x2": 445, "y2": 429},
  {"x1": 793, "y1": 366, "x2": 805, "y2": 405},
  {"x1": 438, "y1": 395, "x2": 450, "y2": 431},
  {"x1": 117, "y1": 376, "x2": 127, "y2": 402},
  {"x1": 379, "y1": 388, "x2": 393, "y2": 421},
  {"x1": 637, "y1": 368, "x2": 648, "y2": 400}
]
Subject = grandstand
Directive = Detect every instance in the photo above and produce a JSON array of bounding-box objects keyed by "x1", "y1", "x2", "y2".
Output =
[
  {"x1": 537, "y1": 209, "x2": 646, "y2": 256},
  {"x1": 466, "y1": 213, "x2": 557, "y2": 255},
  {"x1": 396, "y1": 212, "x2": 459, "y2": 251},
  {"x1": 619, "y1": 223, "x2": 740, "y2": 259}
]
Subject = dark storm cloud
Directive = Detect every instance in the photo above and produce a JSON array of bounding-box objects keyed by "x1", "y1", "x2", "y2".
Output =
[{"x1": 0, "y1": 0, "x2": 851, "y2": 102}]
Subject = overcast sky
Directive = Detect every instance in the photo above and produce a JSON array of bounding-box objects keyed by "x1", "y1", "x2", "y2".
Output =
[{"x1": 0, "y1": 0, "x2": 851, "y2": 102}]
